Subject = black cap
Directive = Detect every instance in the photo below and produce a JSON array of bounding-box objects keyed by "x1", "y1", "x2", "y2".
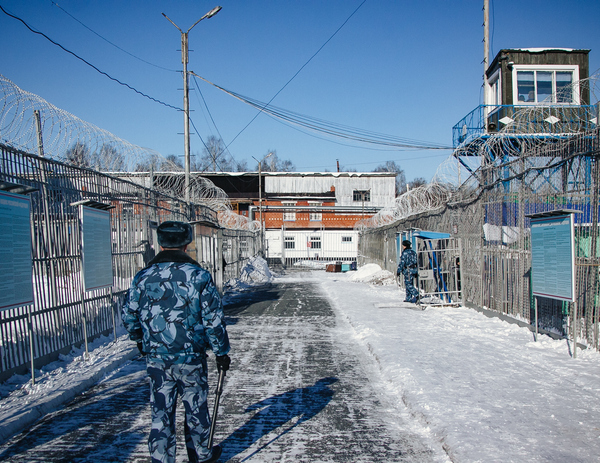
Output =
[
  {"x1": 402, "y1": 240, "x2": 412, "y2": 248},
  {"x1": 157, "y1": 221, "x2": 193, "y2": 248}
]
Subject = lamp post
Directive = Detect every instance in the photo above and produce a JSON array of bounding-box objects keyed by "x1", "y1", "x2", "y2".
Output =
[
  {"x1": 163, "y1": 6, "x2": 222, "y2": 203},
  {"x1": 252, "y1": 152, "x2": 273, "y2": 255}
]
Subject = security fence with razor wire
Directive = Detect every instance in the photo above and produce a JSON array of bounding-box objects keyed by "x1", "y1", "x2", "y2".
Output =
[
  {"x1": 357, "y1": 76, "x2": 600, "y2": 351},
  {"x1": 0, "y1": 76, "x2": 260, "y2": 382}
]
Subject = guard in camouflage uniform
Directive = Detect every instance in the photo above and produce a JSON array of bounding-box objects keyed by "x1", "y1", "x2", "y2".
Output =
[
  {"x1": 397, "y1": 239, "x2": 419, "y2": 303},
  {"x1": 122, "y1": 221, "x2": 230, "y2": 463}
]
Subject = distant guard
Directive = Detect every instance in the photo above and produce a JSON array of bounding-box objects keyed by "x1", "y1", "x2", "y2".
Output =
[{"x1": 397, "y1": 239, "x2": 419, "y2": 303}]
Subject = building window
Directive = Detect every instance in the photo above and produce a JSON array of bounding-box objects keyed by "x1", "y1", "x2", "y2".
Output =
[
  {"x1": 309, "y1": 236, "x2": 321, "y2": 249},
  {"x1": 342, "y1": 236, "x2": 352, "y2": 242},
  {"x1": 353, "y1": 190, "x2": 370, "y2": 202},
  {"x1": 282, "y1": 202, "x2": 295, "y2": 221},
  {"x1": 284, "y1": 236, "x2": 295, "y2": 249},
  {"x1": 309, "y1": 201, "x2": 322, "y2": 221},
  {"x1": 488, "y1": 70, "x2": 501, "y2": 106},
  {"x1": 514, "y1": 66, "x2": 578, "y2": 104}
]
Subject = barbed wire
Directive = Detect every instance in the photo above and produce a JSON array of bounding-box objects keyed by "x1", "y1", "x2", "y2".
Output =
[
  {"x1": 0, "y1": 74, "x2": 258, "y2": 230},
  {"x1": 356, "y1": 75, "x2": 600, "y2": 230}
]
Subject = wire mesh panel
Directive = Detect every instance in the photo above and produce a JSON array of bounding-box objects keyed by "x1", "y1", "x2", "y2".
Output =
[
  {"x1": 222, "y1": 228, "x2": 260, "y2": 283},
  {"x1": 414, "y1": 237, "x2": 462, "y2": 305},
  {"x1": 0, "y1": 144, "x2": 221, "y2": 380}
]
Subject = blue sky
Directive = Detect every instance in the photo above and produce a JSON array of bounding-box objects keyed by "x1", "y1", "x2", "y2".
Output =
[{"x1": 1, "y1": 0, "x2": 599, "y2": 182}]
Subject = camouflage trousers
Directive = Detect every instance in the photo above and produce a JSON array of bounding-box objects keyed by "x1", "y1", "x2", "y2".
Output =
[
  {"x1": 146, "y1": 356, "x2": 212, "y2": 463},
  {"x1": 403, "y1": 273, "x2": 419, "y2": 302}
]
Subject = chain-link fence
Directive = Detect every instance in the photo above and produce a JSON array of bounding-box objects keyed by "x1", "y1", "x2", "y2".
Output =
[
  {"x1": 0, "y1": 144, "x2": 259, "y2": 381},
  {"x1": 359, "y1": 128, "x2": 600, "y2": 349}
]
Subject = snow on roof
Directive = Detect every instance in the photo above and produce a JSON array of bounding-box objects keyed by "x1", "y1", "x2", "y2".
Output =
[
  {"x1": 500, "y1": 47, "x2": 590, "y2": 53},
  {"x1": 116, "y1": 171, "x2": 397, "y2": 177},
  {"x1": 261, "y1": 171, "x2": 397, "y2": 177}
]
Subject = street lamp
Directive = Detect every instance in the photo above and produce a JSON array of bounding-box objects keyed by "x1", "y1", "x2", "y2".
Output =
[
  {"x1": 163, "y1": 6, "x2": 222, "y2": 203},
  {"x1": 252, "y1": 152, "x2": 273, "y2": 255}
]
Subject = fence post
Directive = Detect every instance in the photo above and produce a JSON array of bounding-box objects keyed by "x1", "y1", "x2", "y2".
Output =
[
  {"x1": 216, "y1": 228, "x2": 224, "y2": 293},
  {"x1": 281, "y1": 224, "x2": 285, "y2": 267},
  {"x1": 111, "y1": 287, "x2": 117, "y2": 342},
  {"x1": 27, "y1": 305, "x2": 35, "y2": 385}
]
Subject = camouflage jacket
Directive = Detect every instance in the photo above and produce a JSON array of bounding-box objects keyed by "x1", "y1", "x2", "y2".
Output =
[
  {"x1": 398, "y1": 248, "x2": 418, "y2": 276},
  {"x1": 122, "y1": 250, "x2": 230, "y2": 363}
]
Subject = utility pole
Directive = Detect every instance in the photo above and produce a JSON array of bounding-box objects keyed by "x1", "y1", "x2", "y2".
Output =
[
  {"x1": 483, "y1": 0, "x2": 490, "y2": 107},
  {"x1": 163, "y1": 6, "x2": 222, "y2": 203},
  {"x1": 252, "y1": 152, "x2": 273, "y2": 255}
]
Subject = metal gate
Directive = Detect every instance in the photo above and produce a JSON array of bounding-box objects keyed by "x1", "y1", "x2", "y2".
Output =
[{"x1": 397, "y1": 231, "x2": 463, "y2": 305}]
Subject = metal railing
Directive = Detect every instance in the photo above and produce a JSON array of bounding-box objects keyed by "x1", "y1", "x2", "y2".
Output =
[
  {"x1": 0, "y1": 144, "x2": 259, "y2": 382},
  {"x1": 453, "y1": 104, "x2": 598, "y2": 148}
]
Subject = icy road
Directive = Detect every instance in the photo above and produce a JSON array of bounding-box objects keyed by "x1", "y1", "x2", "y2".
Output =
[{"x1": 0, "y1": 276, "x2": 446, "y2": 462}]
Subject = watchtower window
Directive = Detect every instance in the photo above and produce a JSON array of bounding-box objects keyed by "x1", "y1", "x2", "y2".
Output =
[{"x1": 514, "y1": 67, "x2": 577, "y2": 104}]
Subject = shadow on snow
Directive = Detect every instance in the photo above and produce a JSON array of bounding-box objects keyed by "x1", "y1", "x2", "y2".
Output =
[{"x1": 220, "y1": 377, "x2": 338, "y2": 461}]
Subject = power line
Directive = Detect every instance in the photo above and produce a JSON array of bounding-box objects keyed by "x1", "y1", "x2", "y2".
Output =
[
  {"x1": 0, "y1": 4, "x2": 182, "y2": 111},
  {"x1": 297, "y1": 152, "x2": 451, "y2": 171},
  {"x1": 191, "y1": 74, "x2": 240, "y2": 170},
  {"x1": 50, "y1": 1, "x2": 179, "y2": 73},
  {"x1": 210, "y1": 0, "x2": 369, "y2": 150},
  {"x1": 192, "y1": 72, "x2": 452, "y2": 150}
]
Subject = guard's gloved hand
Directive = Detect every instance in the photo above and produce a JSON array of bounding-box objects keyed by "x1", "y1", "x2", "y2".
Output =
[
  {"x1": 216, "y1": 354, "x2": 231, "y2": 372},
  {"x1": 137, "y1": 342, "x2": 146, "y2": 356}
]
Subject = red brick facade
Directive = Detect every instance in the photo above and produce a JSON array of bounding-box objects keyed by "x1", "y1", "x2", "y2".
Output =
[{"x1": 256, "y1": 199, "x2": 374, "y2": 229}]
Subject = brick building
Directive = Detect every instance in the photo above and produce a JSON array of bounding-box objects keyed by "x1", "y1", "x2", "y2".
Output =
[
  {"x1": 115, "y1": 171, "x2": 397, "y2": 265},
  {"x1": 193, "y1": 171, "x2": 396, "y2": 265},
  {"x1": 258, "y1": 172, "x2": 396, "y2": 265}
]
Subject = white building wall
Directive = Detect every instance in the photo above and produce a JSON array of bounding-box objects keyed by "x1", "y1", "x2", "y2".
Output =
[
  {"x1": 264, "y1": 173, "x2": 395, "y2": 207},
  {"x1": 266, "y1": 228, "x2": 359, "y2": 262}
]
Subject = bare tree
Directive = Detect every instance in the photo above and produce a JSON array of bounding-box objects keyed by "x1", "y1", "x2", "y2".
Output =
[
  {"x1": 94, "y1": 144, "x2": 125, "y2": 172},
  {"x1": 408, "y1": 177, "x2": 427, "y2": 190},
  {"x1": 65, "y1": 141, "x2": 91, "y2": 168},
  {"x1": 161, "y1": 154, "x2": 184, "y2": 171},
  {"x1": 197, "y1": 136, "x2": 223, "y2": 171},
  {"x1": 134, "y1": 153, "x2": 161, "y2": 172},
  {"x1": 191, "y1": 136, "x2": 249, "y2": 172},
  {"x1": 373, "y1": 160, "x2": 406, "y2": 196},
  {"x1": 234, "y1": 159, "x2": 249, "y2": 172},
  {"x1": 259, "y1": 150, "x2": 295, "y2": 172}
]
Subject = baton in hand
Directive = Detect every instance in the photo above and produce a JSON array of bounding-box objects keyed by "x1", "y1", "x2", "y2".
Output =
[{"x1": 207, "y1": 367, "x2": 226, "y2": 449}]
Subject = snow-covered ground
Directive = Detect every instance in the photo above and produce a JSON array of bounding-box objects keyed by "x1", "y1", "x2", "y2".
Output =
[
  {"x1": 2, "y1": 260, "x2": 600, "y2": 462},
  {"x1": 0, "y1": 330, "x2": 138, "y2": 443},
  {"x1": 318, "y1": 264, "x2": 600, "y2": 462}
]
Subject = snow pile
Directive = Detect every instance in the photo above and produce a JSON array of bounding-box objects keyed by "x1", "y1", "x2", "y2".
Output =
[
  {"x1": 346, "y1": 263, "x2": 396, "y2": 286},
  {"x1": 225, "y1": 256, "x2": 273, "y2": 291},
  {"x1": 293, "y1": 260, "x2": 329, "y2": 269}
]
